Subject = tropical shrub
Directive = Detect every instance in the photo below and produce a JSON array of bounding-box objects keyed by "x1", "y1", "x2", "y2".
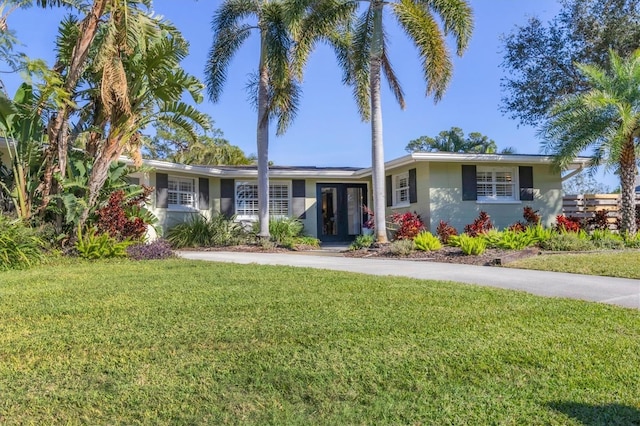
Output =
[
  {"x1": 75, "y1": 228, "x2": 131, "y2": 259},
  {"x1": 540, "y1": 231, "x2": 595, "y2": 251},
  {"x1": 436, "y1": 220, "x2": 458, "y2": 243},
  {"x1": 167, "y1": 214, "x2": 246, "y2": 248},
  {"x1": 450, "y1": 234, "x2": 486, "y2": 255},
  {"x1": 464, "y1": 211, "x2": 493, "y2": 237},
  {"x1": 589, "y1": 229, "x2": 625, "y2": 250},
  {"x1": 264, "y1": 217, "x2": 304, "y2": 245},
  {"x1": 95, "y1": 189, "x2": 149, "y2": 242},
  {"x1": 484, "y1": 229, "x2": 537, "y2": 250},
  {"x1": 507, "y1": 221, "x2": 527, "y2": 232},
  {"x1": 413, "y1": 231, "x2": 442, "y2": 251},
  {"x1": 623, "y1": 231, "x2": 640, "y2": 248},
  {"x1": 389, "y1": 212, "x2": 425, "y2": 240},
  {"x1": 0, "y1": 215, "x2": 45, "y2": 270},
  {"x1": 388, "y1": 239, "x2": 415, "y2": 256},
  {"x1": 555, "y1": 215, "x2": 582, "y2": 233},
  {"x1": 350, "y1": 234, "x2": 375, "y2": 250},
  {"x1": 279, "y1": 236, "x2": 321, "y2": 250},
  {"x1": 524, "y1": 224, "x2": 555, "y2": 246},
  {"x1": 585, "y1": 209, "x2": 611, "y2": 231},
  {"x1": 522, "y1": 206, "x2": 541, "y2": 224},
  {"x1": 126, "y1": 239, "x2": 174, "y2": 260}
]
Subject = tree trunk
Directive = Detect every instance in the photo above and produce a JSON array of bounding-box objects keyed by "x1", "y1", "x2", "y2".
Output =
[
  {"x1": 370, "y1": 1, "x2": 387, "y2": 243},
  {"x1": 257, "y1": 30, "x2": 270, "y2": 239},
  {"x1": 41, "y1": 0, "x2": 109, "y2": 213},
  {"x1": 619, "y1": 138, "x2": 637, "y2": 235}
]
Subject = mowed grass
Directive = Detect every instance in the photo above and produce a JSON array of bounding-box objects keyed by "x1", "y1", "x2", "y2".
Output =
[
  {"x1": 508, "y1": 250, "x2": 640, "y2": 279},
  {"x1": 1, "y1": 259, "x2": 639, "y2": 425}
]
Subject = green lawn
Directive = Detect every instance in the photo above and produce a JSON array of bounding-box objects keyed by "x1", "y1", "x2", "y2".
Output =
[
  {"x1": 1, "y1": 259, "x2": 639, "y2": 425},
  {"x1": 508, "y1": 250, "x2": 640, "y2": 279}
]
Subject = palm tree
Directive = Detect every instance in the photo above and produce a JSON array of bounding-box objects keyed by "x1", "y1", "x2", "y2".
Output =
[
  {"x1": 347, "y1": 0, "x2": 473, "y2": 243},
  {"x1": 542, "y1": 49, "x2": 640, "y2": 235},
  {"x1": 205, "y1": 0, "x2": 305, "y2": 239},
  {"x1": 205, "y1": 0, "x2": 351, "y2": 238},
  {"x1": 68, "y1": 12, "x2": 209, "y2": 228}
]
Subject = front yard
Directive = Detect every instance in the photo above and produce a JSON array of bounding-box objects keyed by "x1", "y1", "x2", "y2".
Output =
[{"x1": 1, "y1": 259, "x2": 639, "y2": 424}]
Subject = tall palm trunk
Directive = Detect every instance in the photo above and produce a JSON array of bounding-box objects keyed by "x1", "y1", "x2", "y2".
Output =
[
  {"x1": 619, "y1": 138, "x2": 637, "y2": 235},
  {"x1": 41, "y1": 0, "x2": 109, "y2": 215},
  {"x1": 257, "y1": 31, "x2": 270, "y2": 239},
  {"x1": 370, "y1": 0, "x2": 387, "y2": 243}
]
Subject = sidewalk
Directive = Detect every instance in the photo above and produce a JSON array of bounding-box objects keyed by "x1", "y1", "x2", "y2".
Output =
[{"x1": 177, "y1": 250, "x2": 640, "y2": 310}]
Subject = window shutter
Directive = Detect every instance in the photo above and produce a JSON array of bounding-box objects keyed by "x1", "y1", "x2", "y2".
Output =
[
  {"x1": 292, "y1": 179, "x2": 306, "y2": 219},
  {"x1": 198, "y1": 177, "x2": 210, "y2": 210},
  {"x1": 220, "y1": 179, "x2": 235, "y2": 217},
  {"x1": 156, "y1": 173, "x2": 168, "y2": 208},
  {"x1": 519, "y1": 166, "x2": 534, "y2": 201},
  {"x1": 461, "y1": 165, "x2": 477, "y2": 201},
  {"x1": 386, "y1": 175, "x2": 392, "y2": 207},
  {"x1": 409, "y1": 168, "x2": 417, "y2": 204}
]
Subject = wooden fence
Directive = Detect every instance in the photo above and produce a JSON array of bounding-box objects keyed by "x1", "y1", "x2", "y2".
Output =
[{"x1": 562, "y1": 194, "x2": 640, "y2": 229}]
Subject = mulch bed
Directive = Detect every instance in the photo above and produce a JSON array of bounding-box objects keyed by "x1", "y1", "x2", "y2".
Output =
[
  {"x1": 180, "y1": 243, "x2": 541, "y2": 266},
  {"x1": 344, "y1": 245, "x2": 541, "y2": 266}
]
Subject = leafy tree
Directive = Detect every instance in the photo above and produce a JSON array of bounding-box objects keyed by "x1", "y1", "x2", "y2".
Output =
[
  {"x1": 541, "y1": 50, "x2": 640, "y2": 235},
  {"x1": 146, "y1": 120, "x2": 253, "y2": 166},
  {"x1": 501, "y1": 0, "x2": 640, "y2": 127},
  {"x1": 205, "y1": 0, "x2": 350, "y2": 238},
  {"x1": 405, "y1": 127, "x2": 515, "y2": 154},
  {"x1": 344, "y1": 0, "x2": 473, "y2": 242},
  {"x1": 562, "y1": 173, "x2": 610, "y2": 195}
]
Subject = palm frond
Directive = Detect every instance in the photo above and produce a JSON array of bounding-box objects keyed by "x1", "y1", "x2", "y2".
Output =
[
  {"x1": 349, "y1": 7, "x2": 373, "y2": 121},
  {"x1": 423, "y1": 0, "x2": 473, "y2": 55},
  {"x1": 393, "y1": 0, "x2": 452, "y2": 102},
  {"x1": 205, "y1": 23, "x2": 252, "y2": 103},
  {"x1": 380, "y1": 38, "x2": 405, "y2": 109}
]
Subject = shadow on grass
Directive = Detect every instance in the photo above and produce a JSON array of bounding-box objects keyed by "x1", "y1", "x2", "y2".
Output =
[{"x1": 548, "y1": 401, "x2": 640, "y2": 425}]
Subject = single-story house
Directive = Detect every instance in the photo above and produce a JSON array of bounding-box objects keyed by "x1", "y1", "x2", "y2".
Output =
[
  {"x1": 127, "y1": 152, "x2": 589, "y2": 241},
  {"x1": 0, "y1": 140, "x2": 591, "y2": 241}
]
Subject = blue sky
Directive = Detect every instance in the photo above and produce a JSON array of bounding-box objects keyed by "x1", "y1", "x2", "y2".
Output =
[{"x1": 6, "y1": 0, "x2": 609, "y2": 180}]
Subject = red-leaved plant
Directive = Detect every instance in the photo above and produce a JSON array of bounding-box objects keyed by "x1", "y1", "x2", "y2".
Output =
[
  {"x1": 522, "y1": 206, "x2": 541, "y2": 224},
  {"x1": 436, "y1": 220, "x2": 458, "y2": 244},
  {"x1": 464, "y1": 211, "x2": 493, "y2": 237},
  {"x1": 390, "y1": 212, "x2": 425, "y2": 240},
  {"x1": 95, "y1": 188, "x2": 152, "y2": 241},
  {"x1": 555, "y1": 215, "x2": 581, "y2": 233}
]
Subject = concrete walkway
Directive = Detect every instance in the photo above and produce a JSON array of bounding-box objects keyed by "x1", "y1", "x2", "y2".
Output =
[{"x1": 177, "y1": 250, "x2": 640, "y2": 310}]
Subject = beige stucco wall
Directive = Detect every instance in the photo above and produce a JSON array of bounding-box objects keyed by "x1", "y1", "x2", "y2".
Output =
[
  {"x1": 428, "y1": 162, "x2": 563, "y2": 232},
  {"x1": 146, "y1": 171, "x2": 217, "y2": 237}
]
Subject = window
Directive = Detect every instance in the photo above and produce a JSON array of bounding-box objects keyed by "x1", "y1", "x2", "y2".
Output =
[
  {"x1": 476, "y1": 167, "x2": 517, "y2": 201},
  {"x1": 393, "y1": 172, "x2": 410, "y2": 206},
  {"x1": 168, "y1": 176, "x2": 196, "y2": 208},
  {"x1": 236, "y1": 181, "x2": 290, "y2": 218}
]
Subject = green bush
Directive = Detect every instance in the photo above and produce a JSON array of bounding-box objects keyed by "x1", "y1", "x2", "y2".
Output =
[
  {"x1": 484, "y1": 229, "x2": 537, "y2": 250},
  {"x1": 0, "y1": 216, "x2": 45, "y2": 271},
  {"x1": 590, "y1": 229, "x2": 625, "y2": 250},
  {"x1": 623, "y1": 232, "x2": 640, "y2": 248},
  {"x1": 540, "y1": 232, "x2": 595, "y2": 251},
  {"x1": 451, "y1": 234, "x2": 487, "y2": 255},
  {"x1": 261, "y1": 217, "x2": 304, "y2": 244},
  {"x1": 413, "y1": 231, "x2": 442, "y2": 251},
  {"x1": 388, "y1": 239, "x2": 415, "y2": 256},
  {"x1": 523, "y1": 224, "x2": 555, "y2": 246},
  {"x1": 167, "y1": 214, "x2": 246, "y2": 248},
  {"x1": 279, "y1": 236, "x2": 320, "y2": 250},
  {"x1": 75, "y1": 228, "x2": 131, "y2": 259},
  {"x1": 349, "y1": 234, "x2": 375, "y2": 250}
]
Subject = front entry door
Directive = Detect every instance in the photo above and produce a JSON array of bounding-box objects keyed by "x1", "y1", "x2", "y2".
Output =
[{"x1": 316, "y1": 183, "x2": 368, "y2": 242}]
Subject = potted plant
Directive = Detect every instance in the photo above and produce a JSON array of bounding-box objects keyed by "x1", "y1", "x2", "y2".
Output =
[{"x1": 362, "y1": 206, "x2": 375, "y2": 236}]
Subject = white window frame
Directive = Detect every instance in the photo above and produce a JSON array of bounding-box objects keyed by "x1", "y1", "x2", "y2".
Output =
[
  {"x1": 235, "y1": 181, "x2": 291, "y2": 220},
  {"x1": 393, "y1": 172, "x2": 410, "y2": 207},
  {"x1": 476, "y1": 166, "x2": 519, "y2": 203},
  {"x1": 168, "y1": 176, "x2": 197, "y2": 211}
]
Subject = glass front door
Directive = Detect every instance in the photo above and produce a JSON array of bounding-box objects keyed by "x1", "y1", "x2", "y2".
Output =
[{"x1": 317, "y1": 184, "x2": 368, "y2": 242}]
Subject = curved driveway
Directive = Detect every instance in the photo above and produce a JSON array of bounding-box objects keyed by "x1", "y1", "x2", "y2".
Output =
[{"x1": 177, "y1": 250, "x2": 640, "y2": 310}]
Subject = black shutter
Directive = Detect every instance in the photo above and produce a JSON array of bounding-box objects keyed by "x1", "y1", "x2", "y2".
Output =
[
  {"x1": 386, "y1": 175, "x2": 392, "y2": 207},
  {"x1": 519, "y1": 166, "x2": 534, "y2": 201},
  {"x1": 292, "y1": 179, "x2": 306, "y2": 219},
  {"x1": 461, "y1": 165, "x2": 477, "y2": 201},
  {"x1": 198, "y1": 177, "x2": 210, "y2": 210},
  {"x1": 220, "y1": 179, "x2": 235, "y2": 217},
  {"x1": 409, "y1": 168, "x2": 417, "y2": 204},
  {"x1": 156, "y1": 173, "x2": 168, "y2": 208}
]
